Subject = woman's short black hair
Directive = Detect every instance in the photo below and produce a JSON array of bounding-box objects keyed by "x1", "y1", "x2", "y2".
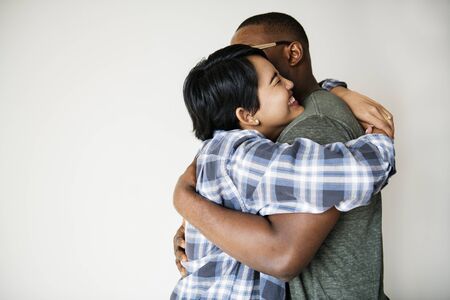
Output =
[{"x1": 183, "y1": 44, "x2": 267, "y2": 141}]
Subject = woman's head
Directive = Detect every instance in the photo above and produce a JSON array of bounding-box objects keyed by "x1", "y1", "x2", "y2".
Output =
[{"x1": 184, "y1": 44, "x2": 303, "y2": 141}]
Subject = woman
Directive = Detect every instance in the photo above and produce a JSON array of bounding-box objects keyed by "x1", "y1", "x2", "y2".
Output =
[{"x1": 171, "y1": 44, "x2": 395, "y2": 299}]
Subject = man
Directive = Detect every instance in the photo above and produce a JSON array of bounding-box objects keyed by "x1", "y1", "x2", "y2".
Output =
[{"x1": 173, "y1": 12, "x2": 394, "y2": 299}]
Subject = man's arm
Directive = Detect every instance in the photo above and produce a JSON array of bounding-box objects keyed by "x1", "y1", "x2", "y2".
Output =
[
  {"x1": 173, "y1": 161, "x2": 339, "y2": 281},
  {"x1": 174, "y1": 132, "x2": 395, "y2": 280}
]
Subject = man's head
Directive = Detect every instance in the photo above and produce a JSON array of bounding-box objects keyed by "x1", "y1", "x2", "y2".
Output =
[{"x1": 231, "y1": 12, "x2": 317, "y2": 99}]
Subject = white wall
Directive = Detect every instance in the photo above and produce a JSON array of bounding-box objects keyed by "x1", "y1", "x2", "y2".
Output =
[{"x1": 0, "y1": 0, "x2": 448, "y2": 299}]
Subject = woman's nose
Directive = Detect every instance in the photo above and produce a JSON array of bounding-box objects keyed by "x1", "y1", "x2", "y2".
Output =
[{"x1": 283, "y1": 77, "x2": 294, "y2": 90}]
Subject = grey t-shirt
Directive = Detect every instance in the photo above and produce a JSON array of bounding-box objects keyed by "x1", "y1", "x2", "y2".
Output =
[{"x1": 278, "y1": 90, "x2": 387, "y2": 300}]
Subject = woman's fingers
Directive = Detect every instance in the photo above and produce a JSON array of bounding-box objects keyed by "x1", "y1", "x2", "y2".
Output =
[
  {"x1": 175, "y1": 257, "x2": 187, "y2": 277},
  {"x1": 359, "y1": 108, "x2": 394, "y2": 138}
]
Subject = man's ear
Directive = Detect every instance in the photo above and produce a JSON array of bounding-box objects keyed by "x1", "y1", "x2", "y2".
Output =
[
  {"x1": 235, "y1": 107, "x2": 260, "y2": 127},
  {"x1": 285, "y1": 41, "x2": 304, "y2": 66}
]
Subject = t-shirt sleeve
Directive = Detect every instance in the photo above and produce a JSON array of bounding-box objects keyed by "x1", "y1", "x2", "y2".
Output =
[{"x1": 279, "y1": 115, "x2": 357, "y2": 145}]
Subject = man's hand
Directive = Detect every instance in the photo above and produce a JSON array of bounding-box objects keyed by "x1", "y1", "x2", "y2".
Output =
[
  {"x1": 172, "y1": 160, "x2": 197, "y2": 277},
  {"x1": 173, "y1": 220, "x2": 187, "y2": 277},
  {"x1": 330, "y1": 86, "x2": 395, "y2": 138}
]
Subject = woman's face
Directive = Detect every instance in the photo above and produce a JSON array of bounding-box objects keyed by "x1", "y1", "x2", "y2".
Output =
[{"x1": 249, "y1": 55, "x2": 304, "y2": 140}]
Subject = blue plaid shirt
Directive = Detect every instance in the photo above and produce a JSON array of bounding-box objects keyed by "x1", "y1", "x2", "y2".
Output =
[{"x1": 172, "y1": 129, "x2": 396, "y2": 300}]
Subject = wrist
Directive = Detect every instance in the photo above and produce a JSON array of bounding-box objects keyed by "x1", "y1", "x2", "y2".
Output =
[{"x1": 330, "y1": 86, "x2": 352, "y2": 101}]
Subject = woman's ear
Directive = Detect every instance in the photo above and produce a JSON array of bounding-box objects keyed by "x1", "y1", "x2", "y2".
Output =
[
  {"x1": 235, "y1": 107, "x2": 260, "y2": 127},
  {"x1": 285, "y1": 41, "x2": 304, "y2": 66}
]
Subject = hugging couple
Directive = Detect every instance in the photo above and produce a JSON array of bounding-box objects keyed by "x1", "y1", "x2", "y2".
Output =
[{"x1": 171, "y1": 12, "x2": 396, "y2": 300}]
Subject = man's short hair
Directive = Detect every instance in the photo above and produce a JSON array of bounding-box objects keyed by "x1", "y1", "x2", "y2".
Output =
[
  {"x1": 183, "y1": 45, "x2": 266, "y2": 141},
  {"x1": 237, "y1": 12, "x2": 309, "y2": 49}
]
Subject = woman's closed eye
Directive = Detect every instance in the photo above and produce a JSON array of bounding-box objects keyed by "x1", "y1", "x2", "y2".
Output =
[{"x1": 269, "y1": 72, "x2": 281, "y2": 86}]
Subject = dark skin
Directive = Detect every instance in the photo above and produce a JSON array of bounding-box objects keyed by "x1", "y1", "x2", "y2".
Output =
[
  {"x1": 174, "y1": 134, "x2": 388, "y2": 281},
  {"x1": 173, "y1": 24, "x2": 393, "y2": 280},
  {"x1": 173, "y1": 161, "x2": 340, "y2": 281}
]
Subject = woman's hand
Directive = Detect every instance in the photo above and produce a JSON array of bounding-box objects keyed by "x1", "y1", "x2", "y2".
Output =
[
  {"x1": 363, "y1": 124, "x2": 389, "y2": 136},
  {"x1": 330, "y1": 86, "x2": 395, "y2": 138}
]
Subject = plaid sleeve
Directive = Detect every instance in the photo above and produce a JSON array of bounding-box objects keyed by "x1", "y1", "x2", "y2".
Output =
[
  {"x1": 230, "y1": 133, "x2": 395, "y2": 215},
  {"x1": 319, "y1": 78, "x2": 348, "y2": 91}
]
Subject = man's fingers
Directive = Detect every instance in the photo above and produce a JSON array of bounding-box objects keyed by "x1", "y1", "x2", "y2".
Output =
[
  {"x1": 175, "y1": 236, "x2": 186, "y2": 249},
  {"x1": 175, "y1": 241, "x2": 188, "y2": 277},
  {"x1": 174, "y1": 224, "x2": 187, "y2": 277},
  {"x1": 173, "y1": 224, "x2": 186, "y2": 253},
  {"x1": 176, "y1": 258, "x2": 187, "y2": 277},
  {"x1": 177, "y1": 223, "x2": 185, "y2": 238},
  {"x1": 175, "y1": 248, "x2": 188, "y2": 262},
  {"x1": 176, "y1": 224, "x2": 186, "y2": 249}
]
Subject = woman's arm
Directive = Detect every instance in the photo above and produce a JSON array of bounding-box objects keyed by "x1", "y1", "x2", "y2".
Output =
[
  {"x1": 319, "y1": 79, "x2": 395, "y2": 138},
  {"x1": 174, "y1": 133, "x2": 395, "y2": 280},
  {"x1": 233, "y1": 133, "x2": 395, "y2": 215},
  {"x1": 331, "y1": 86, "x2": 395, "y2": 138}
]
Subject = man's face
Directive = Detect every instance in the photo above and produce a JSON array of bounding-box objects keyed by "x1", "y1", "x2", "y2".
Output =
[{"x1": 230, "y1": 25, "x2": 290, "y2": 79}]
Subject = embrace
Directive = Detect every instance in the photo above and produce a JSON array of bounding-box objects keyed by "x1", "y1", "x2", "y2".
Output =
[{"x1": 171, "y1": 12, "x2": 396, "y2": 300}]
